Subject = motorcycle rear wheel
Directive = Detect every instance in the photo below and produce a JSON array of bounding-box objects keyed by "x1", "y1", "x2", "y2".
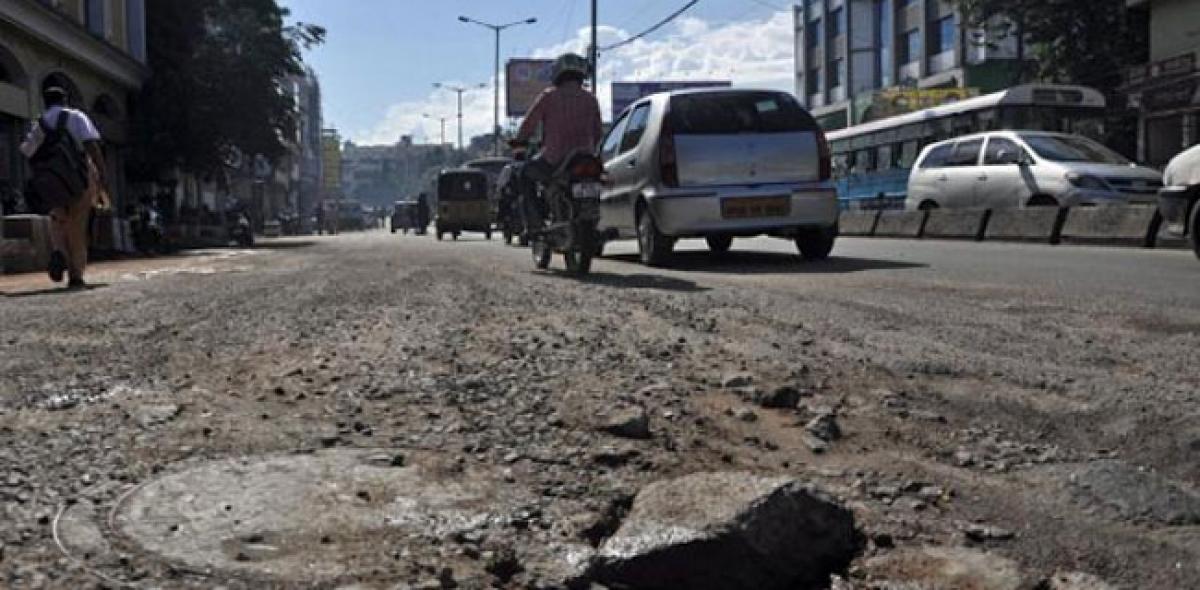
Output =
[
  {"x1": 563, "y1": 249, "x2": 592, "y2": 275},
  {"x1": 531, "y1": 239, "x2": 552, "y2": 269}
]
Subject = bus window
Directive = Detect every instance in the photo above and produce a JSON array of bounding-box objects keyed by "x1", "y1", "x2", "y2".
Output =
[
  {"x1": 899, "y1": 141, "x2": 920, "y2": 168},
  {"x1": 858, "y1": 148, "x2": 877, "y2": 173},
  {"x1": 878, "y1": 144, "x2": 894, "y2": 170},
  {"x1": 832, "y1": 153, "x2": 851, "y2": 177}
]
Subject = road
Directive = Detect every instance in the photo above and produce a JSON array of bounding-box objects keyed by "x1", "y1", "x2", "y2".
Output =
[{"x1": 1, "y1": 232, "x2": 1197, "y2": 589}]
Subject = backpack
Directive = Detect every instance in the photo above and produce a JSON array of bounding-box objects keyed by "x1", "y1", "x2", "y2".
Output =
[{"x1": 25, "y1": 111, "x2": 88, "y2": 213}]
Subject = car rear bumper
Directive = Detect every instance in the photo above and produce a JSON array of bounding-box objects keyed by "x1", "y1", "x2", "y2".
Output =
[{"x1": 646, "y1": 184, "x2": 839, "y2": 237}]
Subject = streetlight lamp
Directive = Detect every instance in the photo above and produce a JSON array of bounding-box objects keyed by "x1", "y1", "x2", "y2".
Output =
[
  {"x1": 432, "y1": 82, "x2": 487, "y2": 153},
  {"x1": 458, "y1": 15, "x2": 538, "y2": 155},
  {"x1": 422, "y1": 113, "x2": 448, "y2": 146}
]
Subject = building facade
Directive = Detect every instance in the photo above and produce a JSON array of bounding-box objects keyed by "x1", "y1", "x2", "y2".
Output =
[
  {"x1": 320, "y1": 129, "x2": 342, "y2": 203},
  {"x1": 1125, "y1": 0, "x2": 1200, "y2": 168},
  {"x1": 0, "y1": 0, "x2": 148, "y2": 211},
  {"x1": 793, "y1": 0, "x2": 1023, "y2": 130},
  {"x1": 292, "y1": 68, "x2": 322, "y2": 222}
]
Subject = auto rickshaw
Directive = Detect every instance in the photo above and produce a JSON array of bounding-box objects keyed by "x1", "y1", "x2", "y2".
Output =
[
  {"x1": 390, "y1": 200, "x2": 425, "y2": 235},
  {"x1": 435, "y1": 168, "x2": 492, "y2": 240}
]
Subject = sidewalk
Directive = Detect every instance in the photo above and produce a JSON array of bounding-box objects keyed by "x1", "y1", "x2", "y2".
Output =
[{"x1": 0, "y1": 248, "x2": 259, "y2": 296}]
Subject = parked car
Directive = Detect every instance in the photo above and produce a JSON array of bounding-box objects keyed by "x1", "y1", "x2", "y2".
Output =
[
  {"x1": 1157, "y1": 143, "x2": 1200, "y2": 260},
  {"x1": 595, "y1": 88, "x2": 839, "y2": 265},
  {"x1": 906, "y1": 131, "x2": 1163, "y2": 211}
]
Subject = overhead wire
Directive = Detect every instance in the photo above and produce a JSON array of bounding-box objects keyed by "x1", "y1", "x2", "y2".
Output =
[{"x1": 600, "y1": 0, "x2": 702, "y2": 52}]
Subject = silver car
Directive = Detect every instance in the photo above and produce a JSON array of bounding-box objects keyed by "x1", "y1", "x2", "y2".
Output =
[
  {"x1": 906, "y1": 131, "x2": 1163, "y2": 210},
  {"x1": 596, "y1": 88, "x2": 839, "y2": 266}
]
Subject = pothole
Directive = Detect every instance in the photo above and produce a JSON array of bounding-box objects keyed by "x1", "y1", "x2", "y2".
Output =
[{"x1": 98, "y1": 449, "x2": 534, "y2": 582}]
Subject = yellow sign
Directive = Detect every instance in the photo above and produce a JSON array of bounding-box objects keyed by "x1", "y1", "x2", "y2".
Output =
[{"x1": 861, "y1": 87, "x2": 981, "y2": 122}]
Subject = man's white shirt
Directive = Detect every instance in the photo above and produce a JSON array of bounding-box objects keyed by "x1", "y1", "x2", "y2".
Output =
[{"x1": 19, "y1": 106, "x2": 102, "y2": 158}]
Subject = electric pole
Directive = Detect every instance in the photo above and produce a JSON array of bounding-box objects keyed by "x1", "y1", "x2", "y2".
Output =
[{"x1": 458, "y1": 16, "x2": 538, "y2": 155}]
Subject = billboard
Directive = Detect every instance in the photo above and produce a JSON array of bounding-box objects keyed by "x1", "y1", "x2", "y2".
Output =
[
  {"x1": 506, "y1": 59, "x2": 555, "y2": 118},
  {"x1": 611, "y1": 81, "x2": 732, "y2": 117},
  {"x1": 856, "y1": 87, "x2": 981, "y2": 123}
]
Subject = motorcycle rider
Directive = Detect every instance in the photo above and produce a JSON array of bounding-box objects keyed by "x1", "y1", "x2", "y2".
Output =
[{"x1": 513, "y1": 53, "x2": 604, "y2": 222}]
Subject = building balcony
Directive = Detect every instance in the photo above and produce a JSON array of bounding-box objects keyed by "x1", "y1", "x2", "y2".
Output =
[{"x1": 928, "y1": 50, "x2": 957, "y2": 75}]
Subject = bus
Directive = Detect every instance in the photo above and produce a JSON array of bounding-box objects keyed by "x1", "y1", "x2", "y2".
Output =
[{"x1": 826, "y1": 84, "x2": 1108, "y2": 210}]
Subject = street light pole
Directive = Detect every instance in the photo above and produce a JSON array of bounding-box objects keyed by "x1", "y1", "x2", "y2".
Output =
[
  {"x1": 422, "y1": 114, "x2": 447, "y2": 145},
  {"x1": 590, "y1": 0, "x2": 598, "y2": 94},
  {"x1": 458, "y1": 16, "x2": 538, "y2": 155},
  {"x1": 432, "y1": 82, "x2": 485, "y2": 153}
]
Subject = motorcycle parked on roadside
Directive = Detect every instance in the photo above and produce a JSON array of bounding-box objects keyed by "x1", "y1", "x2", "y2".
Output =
[{"x1": 512, "y1": 142, "x2": 605, "y2": 275}]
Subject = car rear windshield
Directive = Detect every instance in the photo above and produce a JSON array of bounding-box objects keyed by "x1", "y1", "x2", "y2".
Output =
[
  {"x1": 439, "y1": 174, "x2": 486, "y2": 200},
  {"x1": 669, "y1": 92, "x2": 818, "y2": 135},
  {"x1": 1019, "y1": 134, "x2": 1130, "y2": 165}
]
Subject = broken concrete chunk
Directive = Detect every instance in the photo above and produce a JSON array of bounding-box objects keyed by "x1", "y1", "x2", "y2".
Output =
[{"x1": 591, "y1": 472, "x2": 858, "y2": 590}]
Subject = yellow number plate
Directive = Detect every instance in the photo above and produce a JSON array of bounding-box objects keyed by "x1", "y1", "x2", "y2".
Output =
[{"x1": 721, "y1": 196, "x2": 790, "y2": 219}]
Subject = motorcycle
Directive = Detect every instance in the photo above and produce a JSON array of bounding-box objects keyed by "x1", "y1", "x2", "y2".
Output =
[
  {"x1": 495, "y1": 158, "x2": 527, "y2": 246},
  {"x1": 229, "y1": 212, "x2": 254, "y2": 248},
  {"x1": 514, "y1": 143, "x2": 605, "y2": 275}
]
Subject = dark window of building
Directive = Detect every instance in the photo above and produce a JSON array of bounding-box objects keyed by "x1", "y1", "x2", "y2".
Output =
[
  {"x1": 85, "y1": 0, "x2": 105, "y2": 37},
  {"x1": 933, "y1": 15, "x2": 957, "y2": 54},
  {"x1": 900, "y1": 28, "x2": 921, "y2": 65},
  {"x1": 830, "y1": 59, "x2": 844, "y2": 88},
  {"x1": 828, "y1": 7, "x2": 844, "y2": 38},
  {"x1": 807, "y1": 68, "x2": 821, "y2": 95},
  {"x1": 808, "y1": 19, "x2": 823, "y2": 48},
  {"x1": 876, "y1": 0, "x2": 892, "y2": 87}
]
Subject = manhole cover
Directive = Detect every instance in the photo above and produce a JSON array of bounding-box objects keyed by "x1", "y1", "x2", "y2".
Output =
[{"x1": 108, "y1": 449, "x2": 531, "y2": 582}]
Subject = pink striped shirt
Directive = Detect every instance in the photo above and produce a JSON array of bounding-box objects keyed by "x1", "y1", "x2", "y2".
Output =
[{"x1": 516, "y1": 83, "x2": 603, "y2": 166}]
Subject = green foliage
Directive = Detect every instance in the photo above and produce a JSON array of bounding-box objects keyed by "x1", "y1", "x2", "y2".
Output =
[
  {"x1": 128, "y1": 0, "x2": 325, "y2": 181},
  {"x1": 954, "y1": 0, "x2": 1147, "y2": 92}
]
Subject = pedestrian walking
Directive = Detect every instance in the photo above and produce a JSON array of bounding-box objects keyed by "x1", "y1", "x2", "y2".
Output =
[{"x1": 20, "y1": 87, "x2": 109, "y2": 289}]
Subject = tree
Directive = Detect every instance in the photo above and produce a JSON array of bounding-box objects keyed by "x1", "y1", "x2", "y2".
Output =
[
  {"x1": 954, "y1": 0, "x2": 1147, "y2": 91},
  {"x1": 128, "y1": 0, "x2": 324, "y2": 181}
]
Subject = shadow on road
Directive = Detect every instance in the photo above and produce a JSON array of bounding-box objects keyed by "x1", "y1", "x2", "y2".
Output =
[
  {"x1": 2, "y1": 283, "x2": 110, "y2": 298},
  {"x1": 250, "y1": 239, "x2": 318, "y2": 250},
  {"x1": 604, "y1": 251, "x2": 927, "y2": 274},
  {"x1": 577, "y1": 271, "x2": 710, "y2": 293}
]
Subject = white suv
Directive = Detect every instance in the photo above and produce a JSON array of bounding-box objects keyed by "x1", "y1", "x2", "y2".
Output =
[{"x1": 906, "y1": 131, "x2": 1162, "y2": 210}]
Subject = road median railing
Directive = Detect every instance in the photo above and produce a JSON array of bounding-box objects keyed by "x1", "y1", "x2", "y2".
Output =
[{"x1": 839, "y1": 204, "x2": 1183, "y2": 249}]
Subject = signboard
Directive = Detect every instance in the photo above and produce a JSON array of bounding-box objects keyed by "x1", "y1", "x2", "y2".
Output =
[
  {"x1": 858, "y1": 87, "x2": 981, "y2": 123},
  {"x1": 506, "y1": 59, "x2": 554, "y2": 118},
  {"x1": 611, "y1": 81, "x2": 732, "y2": 118}
]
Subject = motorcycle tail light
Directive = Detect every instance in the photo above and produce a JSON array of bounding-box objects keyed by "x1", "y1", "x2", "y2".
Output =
[
  {"x1": 571, "y1": 158, "x2": 603, "y2": 179},
  {"x1": 816, "y1": 130, "x2": 832, "y2": 181}
]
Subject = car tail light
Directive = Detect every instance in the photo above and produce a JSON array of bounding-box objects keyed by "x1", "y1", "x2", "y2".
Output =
[
  {"x1": 816, "y1": 130, "x2": 831, "y2": 181},
  {"x1": 659, "y1": 117, "x2": 679, "y2": 188}
]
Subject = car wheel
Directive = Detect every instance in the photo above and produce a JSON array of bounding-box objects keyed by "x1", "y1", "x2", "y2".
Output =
[
  {"x1": 436, "y1": 229, "x2": 443, "y2": 241},
  {"x1": 1190, "y1": 200, "x2": 1200, "y2": 261},
  {"x1": 503, "y1": 230, "x2": 513, "y2": 245},
  {"x1": 918, "y1": 200, "x2": 940, "y2": 211},
  {"x1": 593, "y1": 239, "x2": 606, "y2": 258},
  {"x1": 636, "y1": 205, "x2": 673, "y2": 267},
  {"x1": 485, "y1": 230, "x2": 492, "y2": 241},
  {"x1": 705, "y1": 235, "x2": 733, "y2": 254},
  {"x1": 795, "y1": 224, "x2": 837, "y2": 261}
]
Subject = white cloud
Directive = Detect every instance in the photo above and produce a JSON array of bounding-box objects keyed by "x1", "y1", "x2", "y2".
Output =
[{"x1": 352, "y1": 10, "x2": 795, "y2": 145}]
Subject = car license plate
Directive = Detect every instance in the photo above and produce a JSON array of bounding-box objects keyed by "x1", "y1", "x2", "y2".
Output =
[
  {"x1": 721, "y1": 196, "x2": 790, "y2": 219},
  {"x1": 572, "y1": 182, "x2": 602, "y2": 200}
]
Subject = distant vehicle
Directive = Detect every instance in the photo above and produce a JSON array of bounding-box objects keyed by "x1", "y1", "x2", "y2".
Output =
[
  {"x1": 1157, "y1": 144, "x2": 1200, "y2": 260},
  {"x1": 390, "y1": 200, "x2": 425, "y2": 235},
  {"x1": 335, "y1": 201, "x2": 369, "y2": 231},
  {"x1": 435, "y1": 169, "x2": 492, "y2": 241},
  {"x1": 827, "y1": 84, "x2": 1111, "y2": 210},
  {"x1": 906, "y1": 131, "x2": 1163, "y2": 211},
  {"x1": 262, "y1": 219, "x2": 282, "y2": 238},
  {"x1": 596, "y1": 88, "x2": 839, "y2": 265}
]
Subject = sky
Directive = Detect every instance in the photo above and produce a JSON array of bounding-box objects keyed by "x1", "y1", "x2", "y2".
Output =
[{"x1": 280, "y1": 0, "x2": 796, "y2": 146}]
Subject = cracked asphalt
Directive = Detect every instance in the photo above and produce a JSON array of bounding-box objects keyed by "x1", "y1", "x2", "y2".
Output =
[{"x1": 1, "y1": 231, "x2": 1198, "y2": 589}]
